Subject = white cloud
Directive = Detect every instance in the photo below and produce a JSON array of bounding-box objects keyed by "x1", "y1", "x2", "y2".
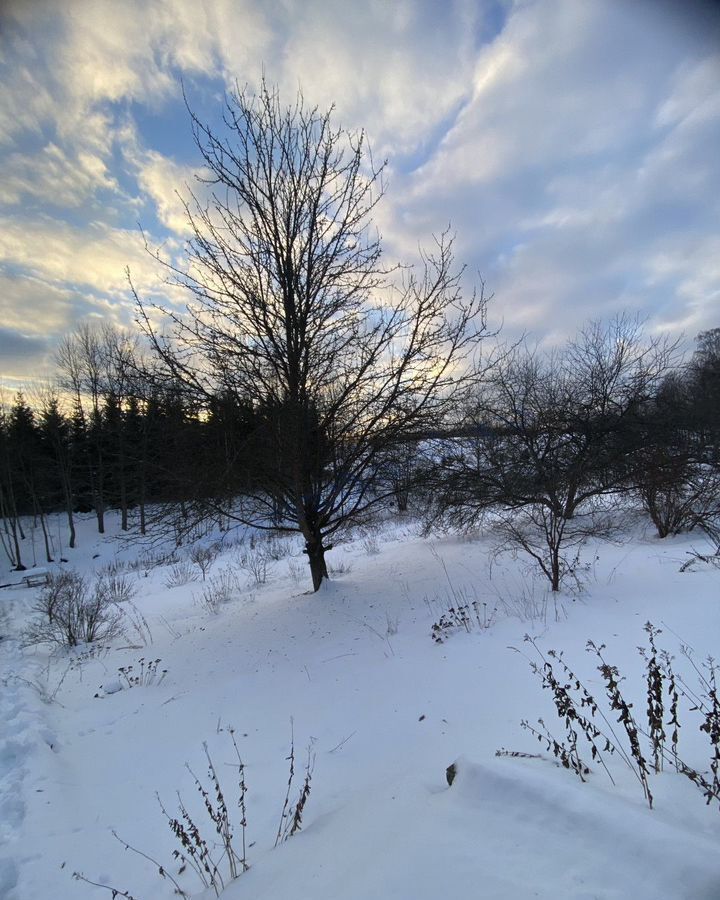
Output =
[
  {"x1": 0, "y1": 273, "x2": 134, "y2": 382},
  {"x1": 0, "y1": 274, "x2": 116, "y2": 336},
  {"x1": 0, "y1": 143, "x2": 120, "y2": 207},
  {"x1": 116, "y1": 118, "x2": 200, "y2": 236},
  {"x1": 375, "y1": 0, "x2": 720, "y2": 343},
  {"x1": 642, "y1": 235, "x2": 720, "y2": 334},
  {"x1": 0, "y1": 0, "x2": 718, "y2": 386},
  {"x1": 0, "y1": 215, "x2": 170, "y2": 299},
  {"x1": 267, "y1": 0, "x2": 482, "y2": 157},
  {"x1": 2, "y1": 0, "x2": 486, "y2": 166},
  {"x1": 133, "y1": 151, "x2": 198, "y2": 235},
  {"x1": 656, "y1": 55, "x2": 720, "y2": 130}
]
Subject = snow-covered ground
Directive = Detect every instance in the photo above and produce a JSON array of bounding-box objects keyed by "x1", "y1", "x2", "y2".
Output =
[{"x1": 1, "y1": 512, "x2": 719, "y2": 899}]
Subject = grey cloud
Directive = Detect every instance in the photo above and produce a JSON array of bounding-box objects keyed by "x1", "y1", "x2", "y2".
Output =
[
  {"x1": 379, "y1": 0, "x2": 720, "y2": 344},
  {"x1": 0, "y1": 327, "x2": 50, "y2": 373}
]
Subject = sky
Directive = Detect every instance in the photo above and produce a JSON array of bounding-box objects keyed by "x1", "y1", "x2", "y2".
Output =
[{"x1": 1, "y1": 0, "x2": 719, "y2": 390}]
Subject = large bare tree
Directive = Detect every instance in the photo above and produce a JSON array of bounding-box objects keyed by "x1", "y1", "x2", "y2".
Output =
[{"x1": 135, "y1": 82, "x2": 489, "y2": 590}]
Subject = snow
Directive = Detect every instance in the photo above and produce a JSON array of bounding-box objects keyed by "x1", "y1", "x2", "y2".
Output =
[{"x1": 1, "y1": 512, "x2": 719, "y2": 899}]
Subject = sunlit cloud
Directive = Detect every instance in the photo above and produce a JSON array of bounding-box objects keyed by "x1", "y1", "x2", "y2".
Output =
[
  {"x1": 0, "y1": 0, "x2": 718, "y2": 387},
  {"x1": 0, "y1": 144, "x2": 120, "y2": 208}
]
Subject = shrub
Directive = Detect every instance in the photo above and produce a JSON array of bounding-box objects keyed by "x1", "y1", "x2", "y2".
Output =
[
  {"x1": 508, "y1": 626, "x2": 720, "y2": 811},
  {"x1": 98, "y1": 559, "x2": 129, "y2": 576},
  {"x1": 275, "y1": 724, "x2": 315, "y2": 845},
  {"x1": 24, "y1": 571, "x2": 124, "y2": 649},
  {"x1": 96, "y1": 573, "x2": 137, "y2": 605},
  {"x1": 73, "y1": 727, "x2": 315, "y2": 899},
  {"x1": 129, "y1": 550, "x2": 179, "y2": 574},
  {"x1": 189, "y1": 545, "x2": 218, "y2": 580},
  {"x1": 428, "y1": 587, "x2": 497, "y2": 643},
  {"x1": 360, "y1": 528, "x2": 380, "y2": 556},
  {"x1": 237, "y1": 546, "x2": 272, "y2": 585},
  {"x1": 425, "y1": 554, "x2": 498, "y2": 642},
  {"x1": 287, "y1": 558, "x2": 304, "y2": 585},
  {"x1": 264, "y1": 536, "x2": 294, "y2": 561},
  {"x1": 195, "y1": 567, "x2": 242, "y2": 614},
  {"x1": 117, "y1": 657, "x2": 167, "y2": 689},
  {"x1": 164, "y1": 559, "x2": 198, "y2": 588}
]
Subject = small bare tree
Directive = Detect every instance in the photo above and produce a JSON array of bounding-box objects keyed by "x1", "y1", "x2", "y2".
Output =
[
  {"x1": 134, "y1": 81, "x2": 490, "y2": 591},
  {"x1": 190, "y1": 544, "x2": 218, "y2": 580},
  {"x1": 433, "y1": 317, "x2": 676, "y2": 590}
]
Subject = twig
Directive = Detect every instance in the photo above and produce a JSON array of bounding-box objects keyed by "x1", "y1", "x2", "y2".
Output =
[{"x1": 328, "y1": 731, "x2": 356, "y2": 754}]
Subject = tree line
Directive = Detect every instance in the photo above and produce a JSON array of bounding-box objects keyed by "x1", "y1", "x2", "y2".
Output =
[
  {"x1": 1, "y1": 318, "x2": 718, "y2": 590},
  {"x1": 0, "y1": 324, "x2": 259, "y2": 568}
]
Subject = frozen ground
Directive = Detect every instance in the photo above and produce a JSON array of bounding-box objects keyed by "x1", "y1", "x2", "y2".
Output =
[{"x1": 1, "y1": 512, "x2": 719, "y2": 899}]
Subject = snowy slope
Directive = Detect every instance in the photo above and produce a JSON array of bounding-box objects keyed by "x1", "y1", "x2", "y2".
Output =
[{"x1": 1, "y1": 513, "x2": 719, "y2": 899}]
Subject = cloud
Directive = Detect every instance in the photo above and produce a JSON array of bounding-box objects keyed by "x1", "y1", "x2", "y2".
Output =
[
  {"x1": 1, "y1": 0, "x2": 266, "y2": 156},
  {"x1": 0, "y1": 215, "x2": 188, "y2": 315},
  {"x1": 642, "y1": 234, "x2": 720, "y2": 334},
  {"x1": 0, "y1": 11, "x2": 58, "y2": 146},
  {"x1": 0, "y1": 0, "x2": 719, "y2": 390},
  {"x1": 133, "y1": 151, "x2": 198, "y2": 235},
  {"x1": 1, "y1": 0, "x2": 487, "y2": 248},
  {"x1": 375, "y1": 0, "x2": 720, "y2": 342},
  {"x1": 0, "y1": 286, "x2": 56, "y2": 383},
  {"x1": 1, "y1": 0, "x2": 487, "y2": 170},
  {"x1": 0, "y1": 326, "x2": 48, "y2": 361},
  {"x1": 0, "y1": 272, "x2": 125, "y2": 336},
  {"x1": 117, "y1": 120, "x2": 200, "y2": 235},
  {"x1": 0, "y1": 143, "x2": 120, "y2": 208},
  {"x1": 265, "y1": 0, "x2": 484, "y2": 157}
]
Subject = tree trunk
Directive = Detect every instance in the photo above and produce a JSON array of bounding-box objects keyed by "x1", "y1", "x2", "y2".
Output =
[
  {"x1": 120, "y1": 480, "x2": 128, "y2": 531},
  {"x1": 117, "y1": 423, "x2": 129, "y2": 531},
  {"x1": 2, "y1": 479, "x2": 25, "y2": 569},
  {"x1": 31, "y1": 495, "x2": 54, "y2": 563},
  {"x1": 93, "y1": 436, "x2": 106, "y2": 534},
  {"x1": 66, "y1": 501, "x2": 76, "y2": 549},
  {"x1": 0, "y1": 487, "x2": 18, "y2": 567},
  {"x1": 305, "y1": 537, "x2": 330, "y2": 592},
  {"x1": 0, "y1": 522, "x2": 15, "y2": 568},
  {"x1": 139, "y1": 490, "x2": 146, "y2": 536},
  {"x1": 95, "y1": 496, "x2": 105, "y2": 534},
  {"x1": 551, "y1": 547, "x2": 561, "y2": 592},
  {"x1": 10, "y1": 515, "x2": 24, "y2": 570},
  {"x1": 39, "y1": 509, "x2": 54, "y2": 563}
]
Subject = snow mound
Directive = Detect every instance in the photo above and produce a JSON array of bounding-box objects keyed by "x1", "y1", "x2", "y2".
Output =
[{"x1": 222, "y1": 757, "x2": 720, "y2": 900}]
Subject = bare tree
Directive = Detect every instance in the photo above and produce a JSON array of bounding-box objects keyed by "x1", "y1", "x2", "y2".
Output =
[
  {"x1": 56, "y1": 323, "x2": 140, "y2": 535},
  {"x1": 433, "y1": 317, "x2": 676, "y2": 591},
  {"x1": 688, "y1": 327, "x2": 720, "y2": 463},
  {"x1": 631, "y1": 373, "x2": 719, "y2": 539},
  {"x1": 134, "y1": 81, "x2": 489, "y2": 590},
  {"x1": 56, "y1": 323, "x2": 108, "y2": 534},
  {"x1": 99, "y1": 325, "x2": 139, "y2": 532}
]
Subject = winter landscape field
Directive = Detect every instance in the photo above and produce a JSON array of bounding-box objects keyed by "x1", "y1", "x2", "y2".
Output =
[
  {"x1": 2, "y1": 510, "x2": 719, "y2": 900},
  {"x1": 2, "y1": 2, "x2": 719, "y2": 898}
]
